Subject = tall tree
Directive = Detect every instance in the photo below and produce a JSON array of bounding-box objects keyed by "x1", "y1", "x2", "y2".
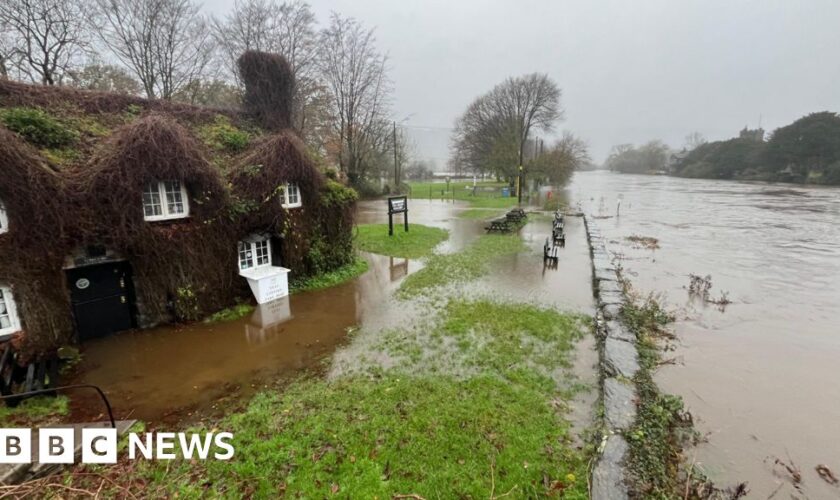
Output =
[
  {"x1": 0, "y1": 0, "x2": 91, "y2": 85},
  {"x1": 318, "y1": 13, "x2": 391, "y2": 184},
  {"x1": 450, "y1": 74, "x2": 563, "y2": 179},
  {"x1": 91, "y1": 0, "x2": 214, "y2": 99}
]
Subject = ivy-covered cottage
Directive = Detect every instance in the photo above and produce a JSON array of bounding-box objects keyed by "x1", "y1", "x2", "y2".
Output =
[{"x1": 0, "y1": 53, "x2": 356, "y2": 356}]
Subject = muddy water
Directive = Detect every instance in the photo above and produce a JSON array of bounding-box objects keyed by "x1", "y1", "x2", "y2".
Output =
[
  {"x1": 68, "y1": 252, "x2": 407, "y2": 424},
  {"x1": 569, "y1": 171, "x2": 840, "y2": 498}
]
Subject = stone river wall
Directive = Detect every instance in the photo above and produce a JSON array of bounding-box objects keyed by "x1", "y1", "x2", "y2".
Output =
[{"x1": 584, "y1": 215, "x2": 640, "y2": 500}]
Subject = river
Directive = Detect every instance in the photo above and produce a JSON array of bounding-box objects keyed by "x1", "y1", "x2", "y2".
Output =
[{"x1": 568, "y1": 170, "x2": 840, "y2": 498}]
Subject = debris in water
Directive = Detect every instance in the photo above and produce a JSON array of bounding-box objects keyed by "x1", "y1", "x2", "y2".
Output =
[
  {"x1": 816, "y1": 464, "x2": 838, "y2": 486},
  {"x1": 626, "y1": 234, "x2": 660, "y2": 250},
  {"x1": 686, "y1": 274, "x2": 732, "y2": 311},
  {"x1": 767, "y1": 455, "x2": 802, "y2": 490}
]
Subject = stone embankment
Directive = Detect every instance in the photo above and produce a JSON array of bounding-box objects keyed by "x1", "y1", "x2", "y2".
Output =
[{"x1": 584, "y1": 216, "x2": 640, "y2": 500}]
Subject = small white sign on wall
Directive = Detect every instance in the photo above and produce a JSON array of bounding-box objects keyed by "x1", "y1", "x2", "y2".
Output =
[{"x1": 240, "y1": 266, "x2": 290, "y2": 304}]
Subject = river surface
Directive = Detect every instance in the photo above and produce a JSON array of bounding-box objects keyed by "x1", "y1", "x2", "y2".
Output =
[{"x1": 569, "y1": 171, "x2": 840, "y2": 498}]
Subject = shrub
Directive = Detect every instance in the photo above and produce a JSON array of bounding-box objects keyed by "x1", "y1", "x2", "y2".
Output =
[
  {"x1": 199, "y1": 115, "x2": 251, "y2": 153},
  {"x1": 0, "y1": 107, "x2": 78, "y2": 148},
  {"x1": 320, "y1": 179, "x2": 358, "y2": 207}
]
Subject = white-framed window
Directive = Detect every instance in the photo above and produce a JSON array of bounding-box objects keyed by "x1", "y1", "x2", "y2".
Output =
[
  {"x1": 280, "y1": 183, "x2": 302, "y2": 209},
  {"x1": 238, "y1": 237, "x2": 272, "y2": 271},
  {"x1": 0, "y1": 286, "x2": 21, "y2": 337},
  {"x1": 0, "y1": 200, "x2": 8, "y2": 235},
  {"x1": 143, "y1": 180, "x2": 190, "y2": 221}
]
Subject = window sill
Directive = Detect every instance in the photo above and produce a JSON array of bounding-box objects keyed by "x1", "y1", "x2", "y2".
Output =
[
  {"x1": 144, "y1": 214, "x2": 191, "y2": 223},
  {"x1": 281, "y1": 203, "x2": 302, "y2": 209},
  {"x1": 0, "y1": 329, "x2": 20, "y2": 340}
]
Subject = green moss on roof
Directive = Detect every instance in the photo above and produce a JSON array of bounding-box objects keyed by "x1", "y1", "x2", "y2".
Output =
[{"x1": 0, "y1": 79, "x2": 267, "y2": 171}]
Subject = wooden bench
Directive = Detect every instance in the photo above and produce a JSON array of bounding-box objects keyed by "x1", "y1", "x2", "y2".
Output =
[{"x1": 552, "y1": 226, "x2": 566, "y2": 247}]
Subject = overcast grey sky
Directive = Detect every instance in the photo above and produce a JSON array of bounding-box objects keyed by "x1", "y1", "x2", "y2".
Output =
[{"x1": 206, "y1": 0, "x2": 840, "y2": 163}]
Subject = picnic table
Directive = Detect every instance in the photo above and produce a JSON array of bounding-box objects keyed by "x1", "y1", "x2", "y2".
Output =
[
  {"x1": 506, "y1": 208, "x2": 527, "y2": 223},
  {"x1": 486, "y1": 218, "x2": 511, "y2": 233}
]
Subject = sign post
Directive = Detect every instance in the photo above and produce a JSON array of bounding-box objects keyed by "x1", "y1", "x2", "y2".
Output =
[{"x1": 388, "y1": 196, "x2": 408, "y2": 236}]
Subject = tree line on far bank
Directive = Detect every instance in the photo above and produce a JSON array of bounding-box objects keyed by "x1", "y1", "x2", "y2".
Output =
[{"x1": 605, "y1": 111, "x2": 840, "y2": 185}]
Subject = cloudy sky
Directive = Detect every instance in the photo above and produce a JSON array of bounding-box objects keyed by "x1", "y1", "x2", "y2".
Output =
[{"x1": 206, "y1": 0, "x2": 840, "y2": 163}]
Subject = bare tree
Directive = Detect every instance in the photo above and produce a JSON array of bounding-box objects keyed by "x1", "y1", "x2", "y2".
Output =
[
  {"x1": 496, "y1": 73, "x2": 564, "y2": 168},
  {"x1": 213, "y1": 0, "x2": 318, "y2": 133},
  {"x1": 0, "y1": 0, "x2": 91, "y2": 85},
  {"x1": 529, "y1": 131, "x2": 590, "y2": 184},
  {"x1": 684, "y1": 131, "x2": 707, "y2": 151},
  {"x1": 212, "y1": 0, "x2": 274, "y2": 76},
  {"x1": 450, "y1": 73, "x2": 563, "y2": 179},
  {"x1": 91, "y1": 0, "x2": 214, "y2": 99},
  {"x1": 318, "y1": 13, "x2": 391, "y2": 184}
]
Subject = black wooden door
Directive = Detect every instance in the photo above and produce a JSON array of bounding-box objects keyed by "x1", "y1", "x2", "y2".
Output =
[{"x1": 66, "y1": 261, "x2": 135, "y2": 341}]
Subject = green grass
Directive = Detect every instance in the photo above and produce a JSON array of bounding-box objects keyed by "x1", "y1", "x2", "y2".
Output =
[
  {"x1": 291, "y1": 258, "x2": 369, "y2": 293},
  {"x1": 112, "y1": 299, "x2": 591, "y2": 499},
  {"x1": 398, "y1": 233, "x2": 526, "y2": 298},
  {"x1": 0, "y1": 396, "x2": 69, "y2": 427},
  {"x1": 204, "y1": 303, "x2": 255, "y2": 323},
  {"x1": 458, "y1": 208, "x2": 504, "y2": 219},
  {"x1": 355, "y1": 223, "x2": 448, "y2": 259},
  {"x1": 407, "y1": 181, "x2": 519, "y2": 209}
]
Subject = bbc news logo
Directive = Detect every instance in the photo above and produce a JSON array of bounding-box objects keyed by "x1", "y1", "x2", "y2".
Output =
[{"x1": 0, "y1": 429, "x2": 234, "y2": 464}]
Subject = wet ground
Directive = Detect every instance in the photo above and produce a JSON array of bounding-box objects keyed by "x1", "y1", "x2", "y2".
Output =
[
  {"x1": 69, "y1": 198, "x2": 597, "y2": 430},
  {"x1": 570, "y1": 170, "x2": 840, "y2": 498}
]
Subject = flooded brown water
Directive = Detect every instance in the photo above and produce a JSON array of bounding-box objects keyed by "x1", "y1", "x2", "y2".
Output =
[
  {"x1": 69, "y1": 198, "x2": 597, "y2": 430},
  {"x1": 570, "y1": 171, "x2": 840, "y2": 498}
]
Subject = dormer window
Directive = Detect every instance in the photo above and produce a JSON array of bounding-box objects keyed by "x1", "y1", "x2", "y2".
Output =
[
  {"x1": 0, "y1": 286, "x2": 21, "y2": 338},
  {"x1": 143, "y1": 180, "x2": 190, "y2": 221},
  {"x1": 280, "y1": 183, "x2": 302, "y2": 209},
  {"x1": 238, "y1": 236, "x2": 272, "y2": 271},
  {"x1": 0, "y1": 200, "x2": 8, "y2": 235}
]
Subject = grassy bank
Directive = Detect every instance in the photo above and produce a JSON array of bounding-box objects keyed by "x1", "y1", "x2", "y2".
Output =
[
  {"x1": 355, "y1": 223, "x2": 448, "y2": 258},
  {"x1": 290, "y1": 257, "x2": 369, "y2": 293},
  {"x1": 398, "y1": 232, "x2": 526, "y2": 298},
  {"x1": 458, "y1": 207, "x2": 505, "y2": 219},
  {"x1": 66, "y1": 298, "x2": 591, "y2": 498},
  {"x1": 407, "y1": 180, "x2": 519, "y2": 209}
]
